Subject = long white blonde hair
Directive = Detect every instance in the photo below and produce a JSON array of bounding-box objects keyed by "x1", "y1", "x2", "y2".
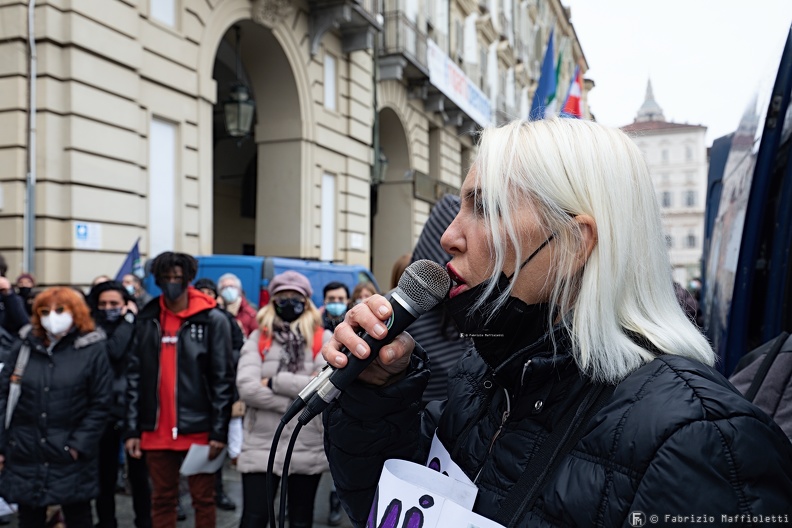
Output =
[{"x1": 472, "y1": 118, "x2": 713, "y2": 383}]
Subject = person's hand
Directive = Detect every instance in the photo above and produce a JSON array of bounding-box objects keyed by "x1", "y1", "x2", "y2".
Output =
[
  {"x1": 322, "y1": 294, "x2": 415, "y2": 386},
  {"x1": 125, "y1": 438, "x2": 142, "y2": 459},
  {"x1": 0, "y1": 453, "x2": 4, "y2": 471},
  {"x1": 208, "y1": 440, "x2": 226, "y2": 460},
  {"x1": 261, "y1": 378, "x2": 270, "y2": 388},
  {"x1": 126, "y1": 300, "x2": 138, "y2": 315},
  {"x1": 0, "y1": 277, "x2": 10, "y2": 295},
  {"x1": 68, "y1": 447, "x2": 79, "y2": 461}
]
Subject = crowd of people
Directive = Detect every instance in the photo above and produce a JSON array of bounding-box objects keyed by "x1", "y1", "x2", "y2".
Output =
[
  {"x1": 0, "y1": 248, "x2": 388, "y2": 528},
  {"x1": 1, "y1": 117, "x2": 790, "y2": 528}
]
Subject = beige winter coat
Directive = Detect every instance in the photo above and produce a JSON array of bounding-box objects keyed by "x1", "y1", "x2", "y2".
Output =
[{"x1": 235, "y1": 327, "x2": 331, "y2": 476}]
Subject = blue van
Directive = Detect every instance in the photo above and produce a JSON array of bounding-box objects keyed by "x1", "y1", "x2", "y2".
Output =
[
  {"x1": 144, "y1": 255, "x2": 380, "y2": 310},
  {"x1": 702, "y1": 25, "x2": 792, "y2": 375}
]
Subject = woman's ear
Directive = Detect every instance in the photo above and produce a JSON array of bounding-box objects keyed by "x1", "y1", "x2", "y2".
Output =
[{"x1": 573, "y1": 214, "x2": 598, "y2": 269}]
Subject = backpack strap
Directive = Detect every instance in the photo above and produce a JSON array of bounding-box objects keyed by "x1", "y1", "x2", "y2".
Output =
[
  {"x1": 745, "y1": 332, "x2": 790, "y2": 402},
  {"x1": 312, "y1": 327, "x2": 324, "y2": 359},
  {"x1": 258, "y1": 332, "x2": 272, "y2": 361},
  {"x1": 258, "y1": 327, "x2": 324, "y2": 361},
  {"x1": 495, "y1": 382, "x2": 616, "y2": 527},
  {"x1": 6, "y1": 341, "x2": 32, "y2": 429}
]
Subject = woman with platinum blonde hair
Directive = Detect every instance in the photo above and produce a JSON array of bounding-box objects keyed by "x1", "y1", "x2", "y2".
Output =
[{"x1": 323, "y1": 118, "x2": 792, "y2": 527}]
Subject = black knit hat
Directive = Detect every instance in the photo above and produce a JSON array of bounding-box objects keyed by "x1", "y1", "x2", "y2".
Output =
[
  {"x1": 194, "y1": 277, "x2": 218, "y2": 296},
  {"x1": 411, "y1": 194, "x2": 460, "y2": 266},
  {"x1": 86, "y1": 280, "x2": 133, "y2": 315}
]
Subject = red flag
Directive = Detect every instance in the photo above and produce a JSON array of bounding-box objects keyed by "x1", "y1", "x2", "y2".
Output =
[{"x1": 562, "y1": 67, "x2": 583, "y2": 118}]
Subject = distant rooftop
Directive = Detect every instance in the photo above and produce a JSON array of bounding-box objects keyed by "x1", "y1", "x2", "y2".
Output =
[
  {"x1": 621, "y1": 79, "x2": 706, "y2": 133},
  {"x1": 636, "y1": 79, "x2": 665, "y2": 122},
  {"x1": 622, "y1": 120, "x2": 705, "y2": 133}
]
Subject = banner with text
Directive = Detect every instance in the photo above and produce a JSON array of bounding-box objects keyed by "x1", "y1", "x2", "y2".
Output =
[{"x1": 427, "y1": 39, "x2": 492, "y2": 128}]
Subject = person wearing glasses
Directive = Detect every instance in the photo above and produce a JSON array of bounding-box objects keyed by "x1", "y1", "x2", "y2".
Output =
[
  {"x1": 236, "y1": 271, "x2": 331, "y2": 528},
  {"x1": 125, "y1": 252, "x2": 234, "y2": 528},
  {"x1": 0, "y1": 287, "x2": 112, "y2": 528}
]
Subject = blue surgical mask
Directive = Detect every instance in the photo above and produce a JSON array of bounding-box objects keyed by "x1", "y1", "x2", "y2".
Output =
[
  {"x1": 325, "y1": 302, "x2": 347, "y2": 317},
  {"x1": 221, "y1": 287, "x2": 240, "y2": 304},
  {"x1": 125, "y1": 285, "x2": 135, "y2": 295}
]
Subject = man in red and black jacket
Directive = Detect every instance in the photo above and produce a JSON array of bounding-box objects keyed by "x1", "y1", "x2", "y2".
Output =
[{"x1": 125, "y1": 252, "x2": 233, "y2": 528}]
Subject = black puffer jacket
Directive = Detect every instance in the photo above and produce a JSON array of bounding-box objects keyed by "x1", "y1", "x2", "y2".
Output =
[
  {"x1": 0, "y1": 329, "x2": 112, "y2": 506},
  {"x1": 324, "y1": 332, "x2": 792, "y2": 527},
  {"x1": 126, "y1": 298, "x2": 233, "y2": 442},
  {"x1": 99, "y1": 315, "x2": 136, "y2": 427}
]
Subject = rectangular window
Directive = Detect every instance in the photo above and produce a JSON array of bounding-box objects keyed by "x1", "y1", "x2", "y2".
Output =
[
  {"x1": 321, "y1": 173, "x2": 336, "y2": 261},
  {"x1": 686, "y1": 233, "x2": 697, "y2": 248},
  {"x1": 665, "y1": 235, "x2": 673, "y2": 248},
  {"x1": 661, "y1": 191, "x2": 672, "y2": 208},
  {"x1": 149, "y1": 118, "x2": 177, "y2": 257},
  {"x1": 685, "y1": 190, "x2": 697, "y2": 207},
  {"x1": 324, "y1": 54, "x2": 337, "y2": 112},
  {"x1": 662, "y1": 149, "x2": 669, "y2": 163},
  {"x1": 151, "y1": 0, "x2": 176, "y2": 27}
]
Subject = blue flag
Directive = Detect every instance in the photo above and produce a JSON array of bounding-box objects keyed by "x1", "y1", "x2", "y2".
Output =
[
  {"x1": 530, "y1": 29, "x2": 556, "y2": 119},
  {"x1": 115, "y1": 238, "x2": 143, "y2": 281}
]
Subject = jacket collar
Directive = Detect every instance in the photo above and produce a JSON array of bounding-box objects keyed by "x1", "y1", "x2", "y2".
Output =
[
  {"x1": 137, "y1": 296, "x2": 213, "y2": 324},
  {"x1": 25, "y1": 327, "x2": 105, "y2": 354},
  {"x1": 489, "y1": 325, "x2": 573, "y2": 389}
]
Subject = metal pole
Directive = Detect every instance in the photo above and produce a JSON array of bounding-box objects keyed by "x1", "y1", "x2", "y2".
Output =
[
  {"x1": 24, "y1": 0, "x2": 37, "y2": 274},
  {"x1": 370, "y1": 15, "x2": 382, "y2": 273}
]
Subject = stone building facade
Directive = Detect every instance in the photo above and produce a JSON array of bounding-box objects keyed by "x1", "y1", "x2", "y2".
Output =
[
  {"x1": 0, "y1": 0, "x2": 590, "y2": 288},
  {"x1": 622, "y1": 81, "x2": 707, "y2": 285}
]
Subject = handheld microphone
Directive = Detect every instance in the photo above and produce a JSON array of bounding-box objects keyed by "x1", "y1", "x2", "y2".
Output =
[{"x1": 296, "y1": 259, "x2": 451, "y2": 424}]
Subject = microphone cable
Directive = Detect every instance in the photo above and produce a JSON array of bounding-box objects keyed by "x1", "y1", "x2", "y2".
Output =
[
  {"x1": 267, "y1": 260, "x2": 449, "y2": 526},
  {"x1": 266, "y1": 419, "x2": 287, "y2": 528},
  {"x1": 279, "y1": 421, "x2": 303, "y2": 528}
]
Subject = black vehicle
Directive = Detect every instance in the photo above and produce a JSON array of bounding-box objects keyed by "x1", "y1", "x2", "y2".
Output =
[{"x1": 703, "y1": 25, "x2": 792, "y2": 375}]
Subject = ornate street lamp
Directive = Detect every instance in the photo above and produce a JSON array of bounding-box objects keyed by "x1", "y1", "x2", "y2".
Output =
[{"x1": 223, "y1": 26, "x2": 255, "y2": 138}]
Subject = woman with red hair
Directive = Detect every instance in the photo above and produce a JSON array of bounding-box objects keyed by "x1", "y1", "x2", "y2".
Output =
[{"x1": 0, "y1": 287, "x2": 112, "y2": 528}]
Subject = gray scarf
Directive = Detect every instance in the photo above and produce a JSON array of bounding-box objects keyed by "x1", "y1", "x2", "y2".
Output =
[{"x1": 274, "y1": 322, "x2": 305, "y2": 374}]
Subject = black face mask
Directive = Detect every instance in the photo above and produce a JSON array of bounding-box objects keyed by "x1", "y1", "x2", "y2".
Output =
[
  {"x1": 96, "y1": 307, "x2": 124, "y2": 325},
  {"x1": 445, "y1": 236, "x2": 554, "y2": 369},
  {"x1": 18, "y1": 287, "x2": 32, "y2": 299},
  {"x1": 275, "y1": 298, "x2": 305, "y2": 323},
  {"x1": 161, "y1": 282, "x2": 187, "y2": 302}
]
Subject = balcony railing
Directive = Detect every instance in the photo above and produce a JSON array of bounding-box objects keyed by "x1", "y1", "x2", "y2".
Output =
[{"x1": 381, "y1": 11, "x2": 428, "y2": 73}]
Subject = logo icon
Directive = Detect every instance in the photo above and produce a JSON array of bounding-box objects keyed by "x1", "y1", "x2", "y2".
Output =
[{"x1": 629, "y1": 512, "x2": 646, "y2": 527}]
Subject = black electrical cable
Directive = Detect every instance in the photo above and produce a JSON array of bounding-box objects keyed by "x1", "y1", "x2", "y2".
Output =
[
  {"x1": 266, "y1": 419, "x2": 287, "y2": 528},
  {"x1": 279, "y1": 421, "x2": 303, "y2": 528}
]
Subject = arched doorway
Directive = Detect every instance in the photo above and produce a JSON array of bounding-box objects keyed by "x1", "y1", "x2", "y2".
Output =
[
  {"x1": 372, "y1": 107, "x2": 412, "y2": 287},
  {"x1": 211, "y1": 20, "x2": 303, "y2": 256}
]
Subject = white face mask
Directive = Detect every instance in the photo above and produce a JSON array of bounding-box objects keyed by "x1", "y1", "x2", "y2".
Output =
[
  {"x1": 221, "y1": 287, "x2": 240, "y2": 304},
  {"x1": 41, "y1": 312, "x2": 74, "y2": 336}
]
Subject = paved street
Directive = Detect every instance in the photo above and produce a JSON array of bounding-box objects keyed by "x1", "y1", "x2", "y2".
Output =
[{"x1": 4, "y1": 463, "x2": 352, "y2": 528}]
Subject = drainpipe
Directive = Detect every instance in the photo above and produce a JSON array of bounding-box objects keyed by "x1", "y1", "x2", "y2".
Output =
[
  {"x1": 370, "y1": 13, "x2": 383, "y2": 272},
  {"x1": 24, "y1": 0, "x2": 37, "y2": 274}
]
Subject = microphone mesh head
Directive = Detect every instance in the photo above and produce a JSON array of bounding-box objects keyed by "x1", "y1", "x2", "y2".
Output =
[{"x1": 398, "y1": 259, "x2": 451, "y2": 313}]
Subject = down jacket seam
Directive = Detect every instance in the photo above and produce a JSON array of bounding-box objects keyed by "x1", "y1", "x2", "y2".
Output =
[
  {"x1": 711, "y1": 419, "x2": 751, "y2": 514},
  {"x1": 594, "y1": 365, "x2": 663, "y2": 526},
  {"x1": 630, "y1": 416, "x2": 754, "y2": 513},
  {"x1": 656, "y1": 357, "x2": 708, "y2": 417},
  {"x1": 568, "y1": 450, "x2": 641, "y2": 479}
]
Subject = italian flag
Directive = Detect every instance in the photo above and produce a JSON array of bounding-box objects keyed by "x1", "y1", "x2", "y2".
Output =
[{"x1": 562, "y1": 66, "x2": 583, "y2": 118}]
